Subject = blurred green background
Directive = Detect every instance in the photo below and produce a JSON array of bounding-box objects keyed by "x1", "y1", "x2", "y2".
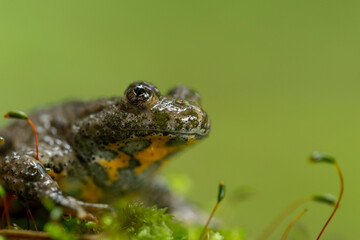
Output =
[{"x1": 0, "y1": 1, "x2": 358, "y2": 239}]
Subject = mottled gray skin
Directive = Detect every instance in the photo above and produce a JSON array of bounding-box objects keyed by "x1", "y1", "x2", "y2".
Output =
[{"x1": 0, "y1": 81, "x2": 210, "y2": 220}]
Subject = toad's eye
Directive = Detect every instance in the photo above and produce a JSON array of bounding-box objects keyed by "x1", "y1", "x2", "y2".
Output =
[
  {"x1": 133, "y1": 86, "x2": 149, "y2": 99},
  {"x1": 127, "y1": 85, "x2": 151, "y2": 104},
  {"x1": 124, "y1": 82, "x2": 159, "y2": 109}
]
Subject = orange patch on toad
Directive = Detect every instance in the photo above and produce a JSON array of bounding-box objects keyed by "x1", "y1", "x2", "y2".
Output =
[
  {"x1": 98, "y1": 152, "x2": 131, "y2": 182},
  {"x1": 47, "y1": 169, "x2": 66, "y2": 181},
  {"x1": 81, "y1": 179, "x2": 104, "y2": 203},
  {"x1": 134, "y1": 135, "x2": 197, "y2": 175}
]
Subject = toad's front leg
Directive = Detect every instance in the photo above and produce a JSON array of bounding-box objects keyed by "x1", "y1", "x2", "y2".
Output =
[{"x1": 0, "y1": 152, "x2": 110, "y2": 220}]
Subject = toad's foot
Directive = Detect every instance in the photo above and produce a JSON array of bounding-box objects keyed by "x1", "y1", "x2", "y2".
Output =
[{"x1": 0, "y1": 153, "x2": 112, "y2": 221}]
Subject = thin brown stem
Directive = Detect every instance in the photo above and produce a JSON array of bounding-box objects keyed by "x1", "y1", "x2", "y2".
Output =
[
  {"x1": 199, "y1": 202, "x2": 219, "y2": 240},
  {"x1": 26, "y1": 206, "x2": 30, "y2": 230},
  {"x1": 1, "y1": 194, "x2": 14, "y2": 229},
  {"x1": 0, "y1": 198, "x2": 6, "y2": 229},
  {"x1": 256, "y1": 196, "x2": 311, "y2": 240},
  {"x1": 281, "y1": 209, "x2": 308, "y2": 240},
  {"x1": 316, "y1": 163, "x2": 344, "y2": 239},
  {"x1": 26, "y1": 201, "x2": 38, "y2": 231},
  {"x1": 0, "y1": 229, "x2": 103, "y2": 240}
]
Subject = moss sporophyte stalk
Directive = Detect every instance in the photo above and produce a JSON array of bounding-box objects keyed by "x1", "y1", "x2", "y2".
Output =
[
  {"x1": 256, "y1": 193, "x2": 336, "y2": 240},
  {"x1": 310, "y1": 152, "x2": 344, "y2": 240},
  {"x1": 199, "y1": 181, "x2": 226, "y2": 240}
]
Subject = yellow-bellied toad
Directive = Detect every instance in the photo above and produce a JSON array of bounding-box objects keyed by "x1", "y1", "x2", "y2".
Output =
[{"x1": 0, "y1": 81, "x2": 210, "y2": 220}]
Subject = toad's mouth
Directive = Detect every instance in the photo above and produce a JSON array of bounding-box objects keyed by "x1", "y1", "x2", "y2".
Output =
[{"x1": 120, "y1": 128, "x2": 210, "y2": 138}]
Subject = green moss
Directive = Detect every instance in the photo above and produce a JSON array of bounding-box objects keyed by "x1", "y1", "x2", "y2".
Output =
[
  {"x1": 0, "y1": 184, "x2": 5, "y2": 197},
  {"x1": 106, "y1": 202, "x2": 188, "y2": 240},
  {"x1": 44, "y1": 222, "x2": 78, "y2": 240},
  {"x1": 40, "y1": 200, "x2": 247, "y2": 240}
]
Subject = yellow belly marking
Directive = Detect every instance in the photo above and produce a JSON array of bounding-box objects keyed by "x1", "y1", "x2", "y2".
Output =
[
  {"x1": 98, "y1": 135, "x2": 198, "y2": 180},
  {"x1": 81, "y1": 178, "x2": 104, "y2": 203},
  {"x1": 134, "y1": 135, "x2": 197, "y2": 175},
  {"x1": 98, "y1": 152, "x2": 131, "y2": 182},
  {"x1": 134, "y1": 136, "x2": 177, "y2": 175}
]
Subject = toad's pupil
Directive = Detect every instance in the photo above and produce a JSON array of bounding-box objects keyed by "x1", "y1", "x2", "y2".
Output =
[{"x1": 133, "y1": 87, "x2": 147, "y2": 96}]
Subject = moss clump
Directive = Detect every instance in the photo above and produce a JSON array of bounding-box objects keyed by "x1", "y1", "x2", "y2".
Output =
[
  {"x1": 103, "y1": 202, "x2": 188, "y2": 240},
  {"x1": 42, "y1": 201, "x2": 245, "y2": 240}
]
